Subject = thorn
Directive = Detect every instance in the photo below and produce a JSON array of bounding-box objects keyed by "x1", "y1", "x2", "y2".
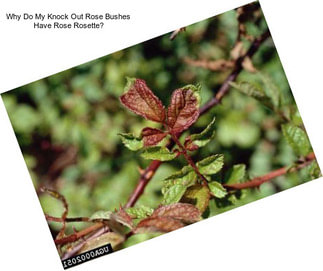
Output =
[
  {"x1": 138, "y1": 167, "x2": 145, "y2": 175},
  {"x1": 72, "y1": 226, "x2": 78, "y2": 234},
  {"x1": 145, "y1": 170, "x2": 154, "y2": 180}
]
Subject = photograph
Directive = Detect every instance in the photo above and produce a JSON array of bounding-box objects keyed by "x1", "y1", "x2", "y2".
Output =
[{"x1": 1, "y1": 1, "x2": 321, "y2": 265}]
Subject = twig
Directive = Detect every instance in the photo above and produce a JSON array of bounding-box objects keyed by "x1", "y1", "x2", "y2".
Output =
[
  {"x1": 224, "y1": 152, "x2": 316, "y2": 190},
  {"x1": 40, "y1": 187, "x2": 68, "y2": 240},
  {"x1": 199, "y1": 29, "x2": 270, "y2": 115},
  {"x1": 46, "y1": 215, "x2": 90, "y2": 223},
  {"x1": 170, "y1": 27, "x2": 186, "y2": 40},
  {"x1": 170, "y1": 133, "x2": 208, "y2": 186},
  {"x1": 61, "y1": 225, "x2": 109, "y2": 260},
  {"x1": 184, "y1": 58, "x2": 234, "y2": 71},
  {"x1": 125, "y1": 28, "x2": 271, "y2": 208},
  {"x1": 54, "y1": 223, "x2": 105, "y2": 245},
  {"x1": 125, "y1": 160, "x2": 163, "y2": 208},
  {"x1": 45, "y1": 214, "x2": 110, "y2": 223}
]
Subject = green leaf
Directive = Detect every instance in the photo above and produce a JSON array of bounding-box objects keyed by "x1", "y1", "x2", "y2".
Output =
[
  {"x1": 181, "y1": 184, "x2": 210, "y2": 213},
  {"x1": 230, "y1": 73, "x2": 281, "y2": 110},
  {"x1": 141, "y1": 146, "x2": 177, "y2": 161},
  {"x1": 185, "y1": 117, "x2": 216, "y2": 150},
  {"x1": 306, "y1": 161, "x2": 321, "y2": 179},
  {"x1": 162, "y1": 184, "x2": 187, "y2": 205},
  {"x1": 118, "y1": 132, "x2": 143, "y2": 151},
  {"x1": 197, "y1": 154, "x2": 224, "y2": 175},
  {"x1": 162, "y1": 165, "x2": 197, "y2": 194},
  {"x1": 230, "y1": 81, "x2": 265, "y2": 99},
  {"x1": 208, "y1": 181, "x2": 227, "y2": 198},
  {"x1": 90, "y1": 210, "x2": 112, "y2": 220},
  {"x1": 225, "y1": 164, "x2": 246, "y2": 185},
  {"x1": 282, "y1": 124, "x2": 311, "y2": 156},
  {"x1": 259, "y1": 72, "x2": 280, "y2": 108},
  {"x1": 126, "y1": 205, "x2": 154, "y2": 219},
  {"x1": 229, "y1": 81, "x2": 272, "y2": 108}
]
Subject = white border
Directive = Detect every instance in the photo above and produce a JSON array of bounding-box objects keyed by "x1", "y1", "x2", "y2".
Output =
[{"x1": 0, "y1": 0, "x2": 322, "y2": 270}]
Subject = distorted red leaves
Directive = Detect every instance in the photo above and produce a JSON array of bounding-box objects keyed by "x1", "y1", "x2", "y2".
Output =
[
  {"x1": 135, "y1": 203, "x2": 201, "y2": 233},
  {"x1": 136, "y1": 216, "x2": 185, "y2": 233},
  {"x1": 141, "y1": 127, "x2": 167, "y2": 146},
  {"x1": 151, "y1": 203, "x2": 201, "y2": 223},
  {"x1": 120, "y1": 78, "x2": 166, "y2": 123},
  {"x1": 167, "y1": 88, "x2": 200, "y2": 133}
]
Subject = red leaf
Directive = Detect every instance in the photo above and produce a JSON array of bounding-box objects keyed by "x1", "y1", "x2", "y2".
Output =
[
  {"x1": 167, "y1": 87, "x2": 200, "y2": 133},
  {"x1": 136, "y1": 216, "x2": 184, "y2": 233},
  {"x1": 184, "y1": 136, "x2": 199, "y2": 151},
  {"x1": 151, "y1": 203, "x2": 201, "y2": 223},
  {"x1": 120, "y1": 78, "x2": 166, "y2": 123},
  {"x1": 141, "y1": 127, "x2": 167, "y2": 146}
]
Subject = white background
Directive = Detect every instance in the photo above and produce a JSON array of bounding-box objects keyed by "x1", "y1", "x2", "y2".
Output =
[{"x1": 0, "y1": 0, "x2": 322, "y2": 270}]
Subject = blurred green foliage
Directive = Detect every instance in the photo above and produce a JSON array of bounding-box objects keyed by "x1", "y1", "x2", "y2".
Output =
[{"x1": 1, "y1": 4, "x2": 320, "y2": 249}]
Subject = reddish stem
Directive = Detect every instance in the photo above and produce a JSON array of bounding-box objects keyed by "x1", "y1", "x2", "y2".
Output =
[
  {"x1": 54, "y1": 223, "x2": 105, "y2": 245},
  {"x1": 61, "y1": 225, "x2": 109, "y2": 260},
  {"x1": 40, "y1": 187, "x2": 69, "y2": 240},
  {"x1": 125, "y1": 160, "x2": 163, "y2": 208},
  {"x1": 170, "y1": 133, "x2": 208, "y2": 186},
  {"x1": 224, "y1": 152, "x2": 316, "y2": 190},
  {"x1": 45, "y1": 214, "x2": 110, "y2": 223}
]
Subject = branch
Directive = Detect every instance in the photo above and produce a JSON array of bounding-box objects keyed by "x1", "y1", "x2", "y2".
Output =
[
  {"x1": 45, "y1": 214, "x2": 110, "y2": 223},
  {"x1": 40, "y1": 187, "x2": 68, "y2": 240},
  {"x1": 46, "y1": 215, "x2": 90, "y2": 223},
  {"x1": 125, "y1": 160, "x2": 163, "y2": 208},
  {"x1": 199, "y1": 29, "x2": 270, "y2": 115},
  {"x1": 61, "y1": 225, "x2": 109, "y2": 260},
  {"x1": 170, "y1": 27, "x2": 186, "y2": 40},
  {"x1": 184, "y1": 57, "x2": 234, "y2": 71},
  {"x1": 170, "y1": 133, "x2": 208, "y2": 186},
  {"x1": 224, "y1": 152, "x2": 316, "y2": 190},
  {"x1": 125, "y1": 28, "x2": 270, "y2": 208},
  {"x1": 54, "y1": 223, "x2": 105, "y2": 245}
]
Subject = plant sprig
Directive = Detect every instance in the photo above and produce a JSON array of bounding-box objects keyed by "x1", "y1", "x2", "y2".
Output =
[{"x1": 119, "y1": 78, "x2": 226, "y2": 212}]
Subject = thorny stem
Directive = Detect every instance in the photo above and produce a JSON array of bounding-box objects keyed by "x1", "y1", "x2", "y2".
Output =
[
  {"x1": 170, "y1": 133, "x2": 208, "y2": 186},
  {"x1": 54, "y1": 223, "x2": 106, "y2": 245},
  {"x1": 124, "y1": 159, "x2": 164, "y2": 208},
  {"x1": 40, "y1": 187, "x2": 68, "y2": 240},
  {"x1": 45, "y1": 214, "x2": 110, "y2": 223},
  {"x1": 125, "y1": 28, "x2": 271, "y2": 208},
  {"x1": 224, "y1": 152, "x2": 316, "y2": 190},
  {"x1": 49, "y1": 152, "x2": 316, "y2": 248},
  {"x1": 50, "y1": 28, "x2": 272, "y2": 258}
]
